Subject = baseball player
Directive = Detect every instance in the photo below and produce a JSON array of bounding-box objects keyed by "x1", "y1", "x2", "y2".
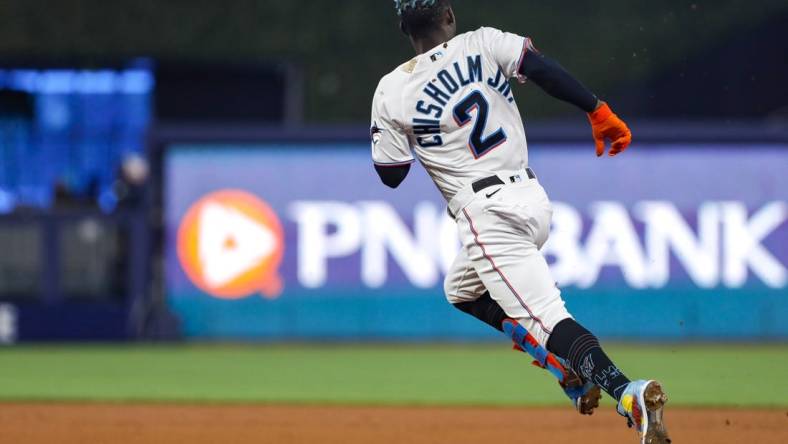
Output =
[{"x1": 370, "y1": 1, "x2": 670, "y2": 443}]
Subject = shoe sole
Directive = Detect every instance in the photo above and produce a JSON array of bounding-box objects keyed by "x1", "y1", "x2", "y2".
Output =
[
  {"x1": 577, "y1": 385, "x2": 602, "y2": 415},
  {"x1": 642, "y1": 381, "x2": 671, "y2": 444}
]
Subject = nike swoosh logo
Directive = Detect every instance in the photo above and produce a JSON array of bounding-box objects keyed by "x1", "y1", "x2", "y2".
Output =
[{"x1": 485, "y1": 188, "x2": 502, "y2": 199}]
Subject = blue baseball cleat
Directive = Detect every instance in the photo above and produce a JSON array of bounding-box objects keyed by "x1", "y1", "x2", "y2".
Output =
[
  {"x1": 502, "y1": 319, "x2": 602, "y2": 415},
  {"x1": 617, "y1": 380, "x2": 671, "y2": 444}
]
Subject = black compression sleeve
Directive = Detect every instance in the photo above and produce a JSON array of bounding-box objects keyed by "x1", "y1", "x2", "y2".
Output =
[
  {"x1": 453, "y1": 292, "x2": 508, "y2": 332},
  {"x1": 374, "y1": 163, "x2": 410, "y2": 188},
  {"x1": 546, "y1": 318, "x2": 632, "y2": 401},
  {"x1": 518, "y1": 50, "x2": 598, "y2": 113}
]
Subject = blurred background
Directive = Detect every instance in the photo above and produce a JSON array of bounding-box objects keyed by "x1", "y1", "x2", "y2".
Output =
[
  {"x1": 1, "y1": 0, "x2": 786, "y2": 343},
  {"x1": 0, "y1": 0, "x2": 786, "y2": 410}
]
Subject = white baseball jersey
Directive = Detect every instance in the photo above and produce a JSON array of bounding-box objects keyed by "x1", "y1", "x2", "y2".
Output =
[
  {"x1": 371, "y1": 27, "x2": 534, "y2": 201},
  {"x1": 371, "y1": 27, "x2": 573, "y2": 346}
]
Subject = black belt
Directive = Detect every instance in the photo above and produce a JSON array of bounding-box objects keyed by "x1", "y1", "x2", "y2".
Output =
[
  {"x1": 448, "y1": 168, "x2": 537, "y2": 219},
  {"x1": 471, "y1": 167, "x2": 536, "y2": 193}
]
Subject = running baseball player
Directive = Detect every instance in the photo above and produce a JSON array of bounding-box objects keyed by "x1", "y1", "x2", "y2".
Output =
[{"x1": 370, "y1": 2, "x2": 670, "y2": 443}]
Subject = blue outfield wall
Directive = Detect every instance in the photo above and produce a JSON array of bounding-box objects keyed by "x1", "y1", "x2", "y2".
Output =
[
  {"x1": 169, "y1": 288, "x2": 788, "y2": 341},
  {"x1": 164, "y1": 143, "x2": 788, "y2": 341}
]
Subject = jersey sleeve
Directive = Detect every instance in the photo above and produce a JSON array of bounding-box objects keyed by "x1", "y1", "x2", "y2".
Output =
[
  {"x1": 478, "y1": 27, "x2": 534, "y2": 82},
  {"x1": 370, "y1": 83, "x2": 414, "y2": 167}
]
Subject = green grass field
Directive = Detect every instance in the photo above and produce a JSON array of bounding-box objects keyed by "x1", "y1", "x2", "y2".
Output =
[{"x1": 0, "y1": 344, "x2": 785, "y2": 407}]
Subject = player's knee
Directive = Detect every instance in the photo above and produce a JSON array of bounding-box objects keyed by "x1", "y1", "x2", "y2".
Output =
[
  {"x1": 444, "y1": 289, "x2": 465, "y2": 305},
  {"x1": 443, "y1": 278, "x2": 472, "y2": 305},
  {"x1": 443, "y1": 277, "x2": 456, "y2": 303},
  {"x1": 445, "y1": 290, "x2": 475, "y2": 305}
]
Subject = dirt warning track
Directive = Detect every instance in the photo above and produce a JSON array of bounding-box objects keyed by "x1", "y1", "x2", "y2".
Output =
[{"x1": 1, "y1": 403, "x2": 786, "y2": 444}]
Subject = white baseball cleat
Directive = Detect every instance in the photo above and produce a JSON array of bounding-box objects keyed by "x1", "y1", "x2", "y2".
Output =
[{"x1": 616, "y1": 380, "x2": 671, "y2": 444}]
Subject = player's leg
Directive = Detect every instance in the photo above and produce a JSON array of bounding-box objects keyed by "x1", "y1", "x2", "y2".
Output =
[
  {"x1": 455, "y1": 180, "x2": 571, "y2": 347},
  {"x1": 548, "y1": 318, "x2": 670, "y2": 442},
  {"x1": 445, "y1": 251, "x2": 588, "y2": 387},
  {"x1": 445, "y1": 248, "x2": 600, "y2": 414},
  {"x1": 457, "y1": 179, "x2": 670, "y2": 441},
  {"x1": 444, "y1": 247, "x2": 494, "y2": 324},
  {"x1": 458, "y1": 179, "x2": 627, "y2": 396},
  {"x1": 546, "y1": 318, "x2": 631, "y2": 400},
  {"x1": 445, "y1": 245, "x2": 561, "y2": 340},
  {"x1": 452, "y1": 181, "x2": 602, "y2": 410},
  {"x1": 453, "y1": 291, "x2": 506, "y2": 331}
]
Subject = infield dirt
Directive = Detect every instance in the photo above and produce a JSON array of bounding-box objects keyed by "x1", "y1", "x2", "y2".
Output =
[{"x1": 1, "y1": 403, "x2": 786, "y2": 443}]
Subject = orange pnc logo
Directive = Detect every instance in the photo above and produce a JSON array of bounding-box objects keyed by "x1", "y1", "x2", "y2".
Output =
[{"x1": 177, "y1": 189, "x2": 284, "y2": 300}]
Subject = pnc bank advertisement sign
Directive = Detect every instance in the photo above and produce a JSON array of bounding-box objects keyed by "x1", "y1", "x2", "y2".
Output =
[{"x1": 165, "y1": 143, "x2": 788, "y2": 340}]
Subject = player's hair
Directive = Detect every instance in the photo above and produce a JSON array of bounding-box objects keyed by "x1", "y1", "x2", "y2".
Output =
[{"x1": 396, "y1": 0, "x2": 452, "y2": 39}]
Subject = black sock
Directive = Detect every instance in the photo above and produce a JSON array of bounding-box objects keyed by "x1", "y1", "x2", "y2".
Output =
[
  {"x1": 546, "y1": 318, "x2": 631, "y2": 401},
  {"x1": 453, "y1": 292, "x2": 507, "y2": 332}
]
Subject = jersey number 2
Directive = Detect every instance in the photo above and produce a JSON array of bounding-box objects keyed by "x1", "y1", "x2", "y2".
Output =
[{"x1": 452, "y1": 90, "x2": 507, "y2": 159}]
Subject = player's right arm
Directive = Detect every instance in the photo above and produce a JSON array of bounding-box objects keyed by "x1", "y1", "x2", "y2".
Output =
[
  {"x1": 480, "y1": 27, "x2": 632, "y2": 157},
  {"x1": 370, "y1": 79, "x2": 414, "y2": 189},
  {"x1": 517, "y1": 42, "x2": 632, "y2": 157}
]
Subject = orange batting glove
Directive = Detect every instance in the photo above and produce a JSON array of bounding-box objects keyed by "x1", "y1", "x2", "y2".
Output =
[{"x1": 588, "y1": 102, "x2": 632, "y2": 157}]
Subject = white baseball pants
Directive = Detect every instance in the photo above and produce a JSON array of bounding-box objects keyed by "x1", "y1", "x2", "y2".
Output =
[{"x1": 444, "y1": 170, "x2": 572, "y2": 346}]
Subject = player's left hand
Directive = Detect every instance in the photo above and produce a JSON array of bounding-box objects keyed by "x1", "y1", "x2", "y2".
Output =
[{"x1": 588, "y1": 102, "x2": 632, "y2": 157}]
